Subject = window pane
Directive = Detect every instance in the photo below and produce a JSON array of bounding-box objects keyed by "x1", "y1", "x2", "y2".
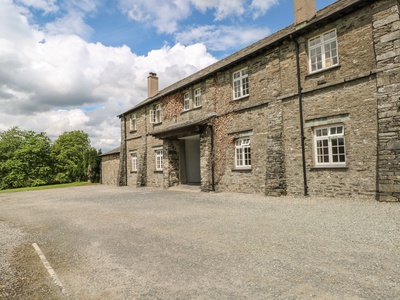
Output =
[
  {"x1": 325, "y1": 43, "x2": 331, "y2": 53},
  {"x1": 317, "y1": 140, "x2": 329, "y2": 163},
  {"x1": 242, "y1": 138, "x2": 250, "y2": 146},
  {"x1": 338, "y1": 138, "x2": 344, "y2": 145},
  {"x1": 233, "y1": 68, "x2": 248, "y2": 99},
  {"x1": 236, "y1": 137, "x2": 251, "y2": 167},
  {"x1": 315, "y1": 124, "x2": 345, "y2": 165},
  {"x1": 155, "y1": 150, "x2": 163, "y2": 170},
  {"x1": 242, "y1": 77, "x2": 249, "y2": 96},
  {"x1": 310, "y1": 36, "x2": 321, "y2": 46},
  {"x1": 194, "y1": 88, "x2": 201, "y2": 107},
  {"x1": 236, "y1": 148, "x2": 243, "y2": 166},
  {"x1": 309, "y1": 30, "x2": 338, "y2": 72},
  {"x1": 184, "y1": 93, "x2": 189, "y2": 110},
  {"x1": 234, "y1": 81, "x2": 241, "y2": 98},
  {"x1": 244, "y1": 147, "x2": 251, "y2": 166}
]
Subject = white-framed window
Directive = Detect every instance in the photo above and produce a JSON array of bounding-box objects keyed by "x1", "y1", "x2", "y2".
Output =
[
  {"x1": 150, "y1": 104, "x2": 162, "y2": 124},
  {"x1": 130, "y1": 151, "x2": 137, "y2": 172},
  {"x1": 129, "y1": 114, "x2": 137, "y2": 131},
  {"x1": 309, "y1": 29, "x2": 339, "y2": 73},
  {"x1": 194, "y1": 88, "x2": 201, "y2": 108},
  {"x1": 313, "y1": 125, "x2": 346, "y2": 167},
  {"x1": 184, "y1": 92, "x2": 190, "y2": 111},
  {"x1": 183, "y1": 87, "x2": 202, "y2": 111},
  {"x1": 235, "y1": 137, "x2": 251, "y2": 169},
  {"x1": 233, "y1": 68, "x2": 249, "y2": 100},
  {"x1": 156, "y1": 104, "x2": 162, "y2": 123},
  {"x1": 155, "y1": 149, "x2": 163, "y2": 171}
]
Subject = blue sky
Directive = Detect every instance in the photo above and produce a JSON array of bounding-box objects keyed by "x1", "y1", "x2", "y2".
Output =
[
  {"x1": 29, "y1": 0, "x2": 336, "y2": 57},
  {"x1": 0, "y1": 0, "x2": 336, "y2": 151}
]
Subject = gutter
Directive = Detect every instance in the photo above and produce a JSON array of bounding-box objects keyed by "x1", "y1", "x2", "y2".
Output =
[{"x1": 291, "y1": 35, "x2": 308, "y2": 197}]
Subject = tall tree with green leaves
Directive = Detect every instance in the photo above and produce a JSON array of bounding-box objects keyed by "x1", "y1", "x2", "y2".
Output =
[
  {"x1": 52, "y1": 130, "x2": 91, "y2": 183},
  {"x1": 83, "y1": 148, "x2": 102, "y2": 183},
  {"x1": 0, "y1": 127, "x2": 53, "y2": 189}
]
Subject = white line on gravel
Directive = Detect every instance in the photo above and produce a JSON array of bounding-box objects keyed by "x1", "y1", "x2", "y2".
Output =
[{"x1": 32, "y1": 243, "x2": 68, "y2": 296}]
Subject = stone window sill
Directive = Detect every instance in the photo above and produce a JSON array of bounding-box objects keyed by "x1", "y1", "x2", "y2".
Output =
[
  {"x1": 310, "y1": 166, "x2": 348, "y2": 171},
  {"x1": 130, "y1": 171, "x2": 137, "y2": 174},
  {"x1": 231, "y1": 95, "x2": 249, "y2": 102},
  {"x1": 181, "y1": 106, "x2": 202, "y2": 114},
  {"x1": 232, "y1": 168, "x2": 252, "y2": 172}
]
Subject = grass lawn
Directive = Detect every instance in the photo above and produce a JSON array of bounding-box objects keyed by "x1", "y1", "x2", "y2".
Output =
[{"x1": 0, "y1": 182, "x2": 95, "y2": 194}]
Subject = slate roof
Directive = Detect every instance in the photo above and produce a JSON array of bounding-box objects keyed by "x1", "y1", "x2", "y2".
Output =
[
  {"x1": 99, "y1": 146, "x2": 120, "y2": 157},
  {"x1": 119, "y1": 0, "x2": 374, "y2": 117},
  {"x1": 150, "y1": 112, "x2": 217, "y2": 138}
]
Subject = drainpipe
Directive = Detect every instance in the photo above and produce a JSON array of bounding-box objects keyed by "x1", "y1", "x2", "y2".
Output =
[
  {"x1": 292, "y1": 35, "x2": 308, "y2": 196},
  {"x1": 210, "y1": 125, "x2": 215, "y2": 192},
  {"x1": 124, "y1": 115, "x2": 128, "y2": 186}
]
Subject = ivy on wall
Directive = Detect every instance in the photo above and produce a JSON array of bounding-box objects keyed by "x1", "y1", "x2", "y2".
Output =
[{"x1": 162, "y1": 91, "x2": 185, "y2": 121}]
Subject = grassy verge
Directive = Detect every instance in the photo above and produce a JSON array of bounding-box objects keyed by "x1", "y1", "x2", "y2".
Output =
[{"x1": 0, "y1": 182, "x2": 95, "y2": 194}]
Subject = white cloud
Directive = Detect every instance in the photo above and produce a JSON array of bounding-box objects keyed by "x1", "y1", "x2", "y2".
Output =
[
  {"x1": 190, "y1": 0, "x2": 246, "y2": 21},
  {"x1": 119, "y1": 0, "x2": 191, "y2": 34},
  {"x1": 175, "y1": 25, "x2": 270, "y2": 52},
  {"x1": 61, "y1": 0, "x2": 98, "y2": 13},
  {"x1": 15, "y1": 0, "x2": 59, "y2": 14},
  {"x1": 0, "y1": 0, "x2": 217, "y2": 151},
  {"x1": 45, "y1": 12, "x2": 94, "y2": 38},
  {"x1": 118, "y1": 0, "x2": 278, "y2": 34},
  {"x1": 250, "y1": 0, "x2": 279, "y2": 19}
]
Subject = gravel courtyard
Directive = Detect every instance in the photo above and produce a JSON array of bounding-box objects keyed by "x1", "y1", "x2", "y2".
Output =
[{"x1": 0, "y1": 185, "x2": 399, "y2": 299}]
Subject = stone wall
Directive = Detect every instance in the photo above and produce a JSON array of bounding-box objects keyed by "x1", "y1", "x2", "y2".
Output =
[
  {"x1": 117, "y1": 117, "x2": 127, "y2": 186},
  {"x1": 373, "y1": 0, "x2": 400, "y2": 201},
  {"x1": 146, "y1": 136, "x2": 164, "y2": 187},
  {"x1": 200, "y1": 125, "x2": 213, "y2": 192},
  {"x1": 101, "y1": 153, "x2": 120, "y2": 185},
  {"x1": 214, "y1": 106, "x2": 270, "y2": 194},
  {"x1": 163, "y1": 139, "x2": 180, "y2": 188},
  {"x1": 308, "y1": 78, "x2": 378, "y2": 198}
]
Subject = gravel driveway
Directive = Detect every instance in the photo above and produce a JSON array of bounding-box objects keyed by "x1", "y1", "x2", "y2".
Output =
[{"x1": 0, "y1": 185, "x2": 399, "y2": 299}]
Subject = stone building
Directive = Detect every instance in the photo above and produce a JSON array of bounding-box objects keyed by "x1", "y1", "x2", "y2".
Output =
[
  {"x1": 100, "y1": 147, "x2": 120, "y2": 185},
  {"x1": 114, "y1": 0, "x2": 400, "y2": 201}
]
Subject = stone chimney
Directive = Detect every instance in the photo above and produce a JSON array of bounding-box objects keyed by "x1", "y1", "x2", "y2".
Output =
[
  {"x1": 294, "y1": 0, "x2": 316, "y2": 25},
  {"x1": 147, "y1": 72, "x2": 158, "y2": 98}
]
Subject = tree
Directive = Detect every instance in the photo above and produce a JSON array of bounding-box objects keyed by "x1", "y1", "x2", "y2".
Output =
[
  {"x1": 0, "y1": 127, "x2": 53, "y2": 189},
  {"x1": 52, "y1": 130, "x2": 91, "y2": 183},
  {"x1": 83, "y1": 148, "x2": 102, "y2": 183}
]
